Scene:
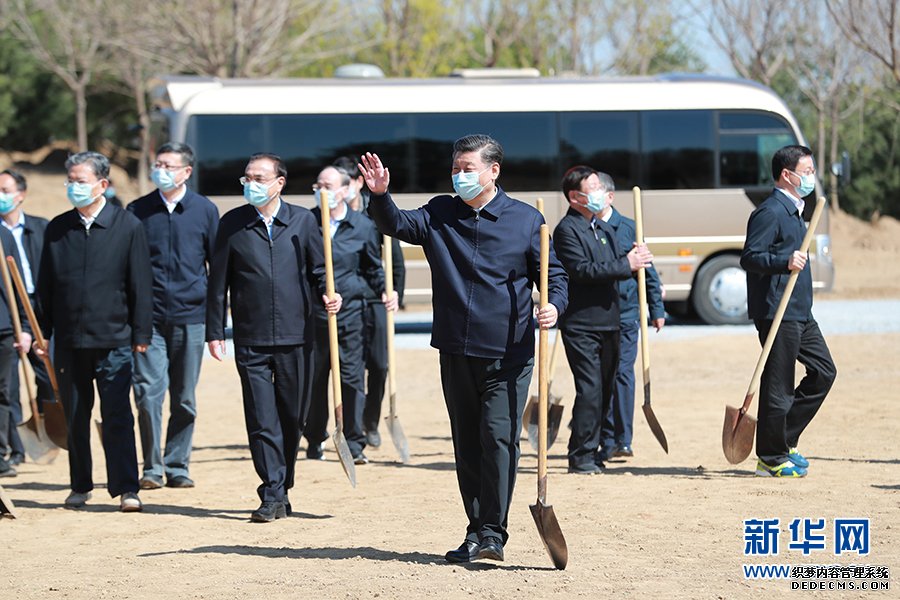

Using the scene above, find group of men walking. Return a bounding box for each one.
[0,137,834,564]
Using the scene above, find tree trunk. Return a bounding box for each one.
[135,75,152,196]
[75,83,88,152]
[828,98,841,212]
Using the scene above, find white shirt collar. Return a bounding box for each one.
[1,211,25,231]
[776,186,805,215]
[79,198,107,228]
[159,186,187,213]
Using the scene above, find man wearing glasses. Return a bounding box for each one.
[127,142,219,490]
[741,145,836,478]
[206,153,341,522]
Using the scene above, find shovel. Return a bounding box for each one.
[0,244,60,464]
[529,223,568,570]
[723,196,826,464]
[525,332,563,451]
[320,191,357,487]
[382,234,410,463]
[633,187,668,453]
[6,256,68,451]
[0,484,17,519]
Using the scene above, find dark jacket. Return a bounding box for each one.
[0,227,30,336]
[310,205,384,322]
[606,208,665,323]
[553,208,631,331]
[741,188,813,321]
[127,188,219,325]
[361,215,406,306]
[206,200,327,346]
[37,203,153,348]
[20,213,48,289]
[369,188,568,360]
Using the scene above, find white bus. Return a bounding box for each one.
[151,71,834,324]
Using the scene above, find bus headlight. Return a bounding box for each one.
[816,234,832,263]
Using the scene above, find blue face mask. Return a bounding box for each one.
[791,171,816,197]
[315,188,341,210]
[584,190,608,213]
[0,192,16,215]
[151,167,180,192]
[452,168,489,201]
[67,182,100,208]
[243,180,275,207]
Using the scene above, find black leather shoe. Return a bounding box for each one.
[9,453,24,467]
[568,461,603,475]
[306,442,324,460]
[166,475,195,488]
[353,452,369,465]
[445,540,479,563]
[250,501,287,523]
[476,537,504,561]
[284,496,292,516]
[365,428,381,448]
[0,457,16,478]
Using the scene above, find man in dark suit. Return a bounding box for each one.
[0,169,51,468]
[206,153,341,523]
[553,166,653,475]
[128,142,219,490]
[303,165,393,465]
[35,151,153,512]
[360,135,568,563]
[741,145,836,478]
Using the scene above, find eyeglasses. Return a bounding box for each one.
[154,162,187,171]
[311,184,345,192]
[63,180,100,187]
[240,176,277,186]
[791,168,817,177]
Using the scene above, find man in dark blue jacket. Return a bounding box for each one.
[553,166,653,475]
[740,145,836,478]
[206,153,341,523]
[304,165,392,465]
[128,142,219,490]
[360,135,568,563]
[36,151,153,512]
[594,173,666,460]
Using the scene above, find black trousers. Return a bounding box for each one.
[55,346,139,497]
[0,333,17,458]
[304,306,367,456]
[439,352,533,546]
[7,344,54,459]
[234,344,312,503]
[362,301,388,430]
[562,327,619,467]
[755,318,836,465]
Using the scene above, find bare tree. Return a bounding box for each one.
[826,0,900,84]
[3,0,109,151]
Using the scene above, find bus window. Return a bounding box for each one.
[559,112,639,189]
[641,110,715,189]
[718,111,795,187]
[412,113,557,193]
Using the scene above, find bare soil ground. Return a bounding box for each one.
[1,160,898,599]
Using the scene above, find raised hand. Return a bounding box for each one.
[359,152,390,194]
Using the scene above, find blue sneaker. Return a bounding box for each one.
[755,459,807,478]
[788,447,809,468]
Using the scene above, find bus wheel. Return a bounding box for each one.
[692,255,749,325]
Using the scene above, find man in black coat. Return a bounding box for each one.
[0,169,50,469]
[740,145,836,478]
[206,153,341,523]
[360,135,568,563]
[35,152,153,512]
[552,166,653,475]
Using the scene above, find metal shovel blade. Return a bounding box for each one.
[42,401,68,450]
[723,404,756,464]
[0,485,17,519]
[17,418,60,465]
[529,500,568,570]
[385,412,410,464]
[526,393,562,451]
[642,402,669,454]
[547,402,564,449]
[332,429,357,488]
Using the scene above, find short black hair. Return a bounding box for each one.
[157,142,196,168]
[772,145,813,181]
[562,165,597,199]
[248,152,287,179]
[0,169,26,192]
[333,156,361,179]
[453,134,503,166]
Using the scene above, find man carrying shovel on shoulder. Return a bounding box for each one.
[740,145,836,478]
[359,134,568,563]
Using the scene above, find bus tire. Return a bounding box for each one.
[691,254,750,325]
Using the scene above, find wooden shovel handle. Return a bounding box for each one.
[537,224,550,496]
[742,197,827,411]
[320,192,342,420]
[633,187,651,378]
[0,246,39,422]
[383,235,396,408]
[6,256,60,401]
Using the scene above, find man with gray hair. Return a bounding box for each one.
[128,142,219,490]
[360,134,568,563]
[35,151,153,512]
